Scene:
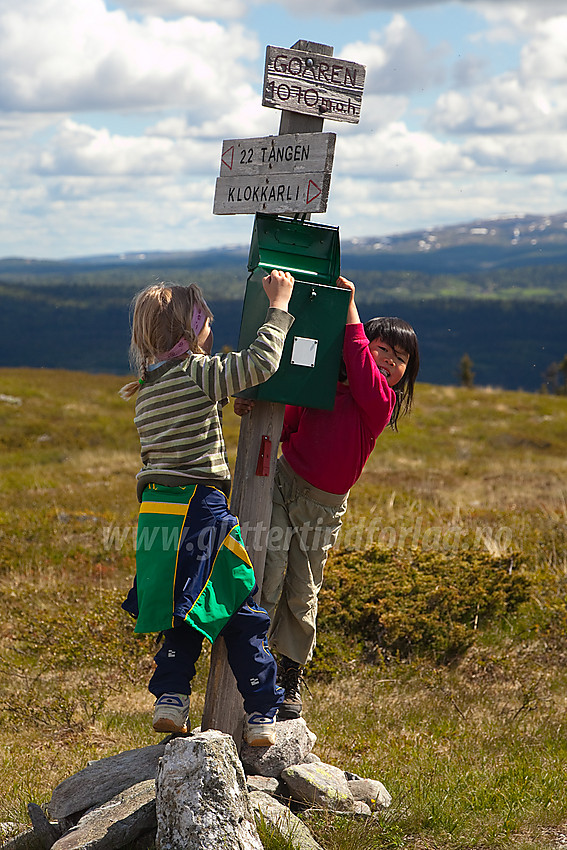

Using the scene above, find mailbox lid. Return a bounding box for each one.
[248,214,340,286]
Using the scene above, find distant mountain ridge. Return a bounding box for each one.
[347,210,567,253]
[2,210,567,278]
[343,210,567,275]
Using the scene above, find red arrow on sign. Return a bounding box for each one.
[221,146,235,170]
[306,179,322,204]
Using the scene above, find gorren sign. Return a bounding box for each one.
[263,45,366,124]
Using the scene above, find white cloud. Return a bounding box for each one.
[0,156,226,257]
[326,170,567,240]
[464,134,567,174]
[452,54,488,88]
[337,122,471,180]
[2,0,567,259]
[472,1,567,32]
[0,113,59,143]
[341,15,449,94]
[152,95,275,140]
[0,0,259,114]
[115,0,246,17]
[0,170,251,258]
[273,0,441,14]
[427,8,567,136]
[349,93,408,131]
[276,0,567,20]
[520,16,567,82]
[427,77,567,135]
[33,119,219,176]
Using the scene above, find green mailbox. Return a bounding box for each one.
[237,214,350,410]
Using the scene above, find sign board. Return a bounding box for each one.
[263,45,365,124]
[213,172,331,215]
[213,131,335,215]
[219,132,335,177]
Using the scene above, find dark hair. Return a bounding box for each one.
[339,316,420,431]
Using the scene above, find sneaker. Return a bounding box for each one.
[244,712,277,747]
[277,657,305,720]
[152,693,190,734]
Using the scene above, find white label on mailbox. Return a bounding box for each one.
[291,337,318,368]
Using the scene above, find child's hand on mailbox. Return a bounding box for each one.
[263,269,294,312]
[336,275,355,297]
[234,398,255,416]
[336,276,360,325]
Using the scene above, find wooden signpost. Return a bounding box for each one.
[213,171,332,216]
[263,45,365,124]
[218,133,336,176]
[213,132,336,216]
[202,40,365,744]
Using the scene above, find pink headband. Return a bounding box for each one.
[191,304,207,337]
[158,337,191,361]
[157,306,207,361]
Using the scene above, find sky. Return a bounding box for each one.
[1,0,567,259]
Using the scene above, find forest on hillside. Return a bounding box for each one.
[2,214,567,392]
[1,275,565,392]
[2,256,567,302]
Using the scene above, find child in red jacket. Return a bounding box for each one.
[235,276,419,719]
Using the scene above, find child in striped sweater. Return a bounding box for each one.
[120,271,294,745]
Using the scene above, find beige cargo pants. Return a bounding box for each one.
[260,455,348,666]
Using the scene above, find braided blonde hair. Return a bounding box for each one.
[119,282,213,400]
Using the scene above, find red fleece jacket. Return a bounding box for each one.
[281,322,396,495]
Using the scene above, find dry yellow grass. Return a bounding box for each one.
[1,369,566,848]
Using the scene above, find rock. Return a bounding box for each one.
[155,730,262,850]
[249,790,324,850]
[241,718,317,778]
[344,770,363,781]
[124,834,155,850]
[0,829,43,850]
[347,778,392,811]
[27,804,62,849]
[281,762,356,812]
[56,816,82,835]
[37,726,389,850]
[0,393,22,405]
[246,775,280,795]
[353,801,372,815]
[50,780,156,850]
[48,744,165,820]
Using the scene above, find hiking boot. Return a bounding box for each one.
[152,693,190,734]
[244,712,277,747]
[277,657,305,720]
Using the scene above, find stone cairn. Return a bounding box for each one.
[3,719,391,850]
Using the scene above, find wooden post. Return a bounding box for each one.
[201,40,334,743]
[200,400,284,741]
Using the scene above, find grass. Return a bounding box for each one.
[304,653,567,849]
[0,368,566,848]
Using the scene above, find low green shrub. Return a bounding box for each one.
[312,546,531,677]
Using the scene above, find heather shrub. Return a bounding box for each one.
[312,545,530,676]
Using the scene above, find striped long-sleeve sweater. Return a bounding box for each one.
[134,306,294,500]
